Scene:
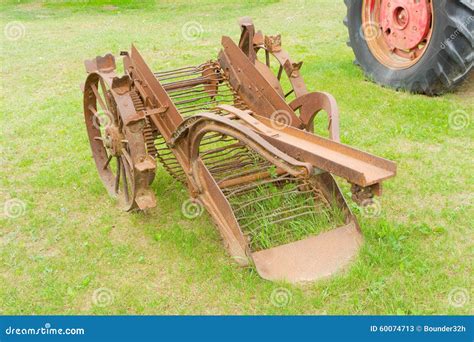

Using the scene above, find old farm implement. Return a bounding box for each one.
[82,18,396,283]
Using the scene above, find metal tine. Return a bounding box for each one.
[205,151,266,169]
[204,147,261,165]
[158,65,221,82]
[160,72,225,82]
[203,148,267,173]
[232,186,318,212]
[154,62,216,75]
[223,175,294,197]
[173,93,223,106]
[172,99,219,111]
[232,187,315,213]
[204,157,251,172]
[161,76,209,88]
[166,79,229,96]
[157,69,204,80]
[199,136,234,148]
[201,144,262,162]
[209,159,265,176]
[173,90,235,102]
[239,203,318,226]
[203,151,252,168]
[154,63,209,76]
[239,205,321,229]
[154,65,199,75]
[200,142,244,157]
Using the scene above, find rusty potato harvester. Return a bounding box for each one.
[82,18,396,283]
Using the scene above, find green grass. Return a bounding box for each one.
[1,0,473,315]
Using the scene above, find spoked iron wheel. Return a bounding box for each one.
[83,73,137,210]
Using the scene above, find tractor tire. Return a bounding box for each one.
[344,0,473,95]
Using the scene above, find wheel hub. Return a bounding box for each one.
[380,0,432,51]
[104,126,123,156]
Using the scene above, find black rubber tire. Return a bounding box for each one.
[344,0,473,95]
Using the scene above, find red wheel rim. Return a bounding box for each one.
[362,0,434,69]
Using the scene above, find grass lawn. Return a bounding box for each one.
[0,0,472,315]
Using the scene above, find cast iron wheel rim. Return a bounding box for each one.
[84,74,136,210]
[361,0,434,69]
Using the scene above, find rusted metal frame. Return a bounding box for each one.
[127,45,183,141]
[238,16,256,63]
[126,46,206,197]
[126,47,253,262]
[190,154,251,264]
[246,114,396,187]
[218,36,303,128]
[170,113,312,177]
[217,168,284,189]
[262,48,308,98]
[213,161,273,184]
[80,20,398,282]
[223,104,389,192]
[288,92,341,141]
[235,18,308,99]
[179,117,310,262]
[217,104,282,137]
